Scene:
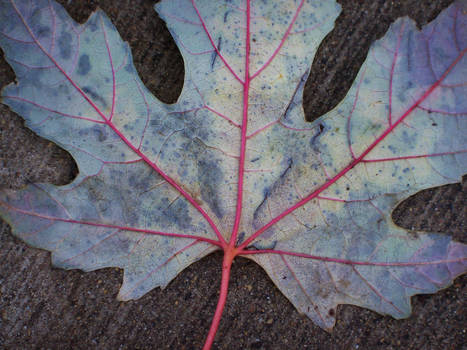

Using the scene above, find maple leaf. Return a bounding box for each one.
[0,0,466,348]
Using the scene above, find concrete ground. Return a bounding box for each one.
[0,0,465,349]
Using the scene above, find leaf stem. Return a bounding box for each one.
[202,249,235,350]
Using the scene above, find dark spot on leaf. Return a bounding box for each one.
[254,159,293,228]
[224,10,231,23]
[125,63,134,73]
[87,14,99,32]
[37,26,50,38]
[253,188,269,225]
[198,158,224,218]
[82,86,107,108]
[90,125,107,142]
[310,123,325,147]
[211,37,222,70]
[236,231,245,245]
[58,32,72,59]
[283,70,308,121]
[280,158,293,179]
[162,198,192,230]
[78,55,91,75]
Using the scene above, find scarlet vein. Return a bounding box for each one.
[239,249,466,266]
[0,201,222,247]
[229,0,251,245]
[8,0,226,246]
[239,41,467,250]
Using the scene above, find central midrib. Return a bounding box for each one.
[229,0,252,247]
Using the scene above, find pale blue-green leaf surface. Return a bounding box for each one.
[0,0,466,330]
[248,1,467,328]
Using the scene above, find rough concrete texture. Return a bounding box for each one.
[0,0,465,349]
